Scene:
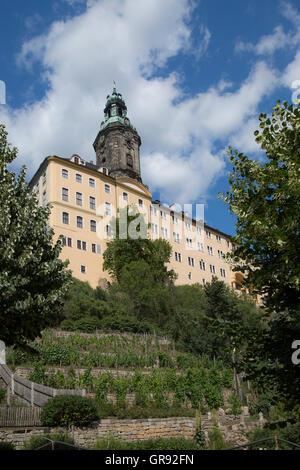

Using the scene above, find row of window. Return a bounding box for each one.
[174,252,226,277]
[61,236,101,254]
[62,168,98,189]
[61,186,144,209]
[62,212,98,231]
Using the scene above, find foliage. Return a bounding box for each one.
[0,387,5,403]
[208,426,227,450]
[0,441,15,451]
[0,124,72,347]
[103,206,176,284]
[23,433,75,451]
[194,408,207,449]
[228,392,242,416]
[221,100,300,314]
[40,395,98,427]
[247,422,300,450]
[241,310,300,410]
[94,435,200,450]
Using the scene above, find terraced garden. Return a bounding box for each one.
[6,329,236,416]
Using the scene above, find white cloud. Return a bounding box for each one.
[235,1,300,56]
[0,0,281,205]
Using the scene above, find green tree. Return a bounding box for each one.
[103,206,176,284]
[221,101,300,314]
[0,124,72,347]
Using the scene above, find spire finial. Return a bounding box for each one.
[113,80,117,94]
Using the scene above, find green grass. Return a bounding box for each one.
[94,435,201,450]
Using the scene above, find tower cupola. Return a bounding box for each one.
[93,84,142,182]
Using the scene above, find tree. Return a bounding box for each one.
[0,124,72,347]
[221,101,300,314]
[103,206,176,283]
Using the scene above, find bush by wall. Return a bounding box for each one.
[40,395,98,427]
[23,433,75,450]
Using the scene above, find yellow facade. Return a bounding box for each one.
[30,154,246,292]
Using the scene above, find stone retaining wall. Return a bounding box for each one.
[0,413,259,450]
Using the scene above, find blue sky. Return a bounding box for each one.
[1,0,300,236]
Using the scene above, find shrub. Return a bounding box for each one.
[228,392,242,416]
[208,427,227,450]
[40,395,98,427]
[100,314,153,334]
[0,441,15,451]
[0,387,6,403]
[94,436,200,450]
[23,433,75,450]
[247,423,300,450]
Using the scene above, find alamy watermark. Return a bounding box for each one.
[291,80,300,105]
[0,80,6,105]
[291,340,300,365]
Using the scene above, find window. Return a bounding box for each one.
[160,211,167,220]
[151,206,157,216]
[102,167,108,175]
[161,227,168,239]
[105,202,111,215]
[42,173,46,184]
[151,223,158,235]
[92,244,101,254]
[185,221,191,231]
[172,215,178,224]
[74,156,79,164]
[43,190,47,205]
[77,240,87,250]
[123,192,128,201]
[76,192,82,206]
[89,196,96,210]
[220,268,226,278]
[188,257,194,267]
[173,232,180,243]
[75,173,82,183]
[127,154,133,167]
[216,235,222,243]
[207,246,213,256]
[62,169,69,179]
[206,230,212,239]
[90,220,96,232]
[186,238,193,248]
[199,260,206,271]
[62,187,69,202]
[77,216,83,229]
[104,184,110,194]
[106,225,112,238]
[138,199,143,208]
[62,236,72,247]
[218,250,224,259]
[175,252,182,262]
[80,265,86,274]
[197,226,202,235]
[89,178,95,188]
[202,278,206,285]
[188,272,192,280]
[62,212,69,225]
[210,264,216,274]
[197,242,204,252]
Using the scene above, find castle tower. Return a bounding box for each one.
[93,85,142,182]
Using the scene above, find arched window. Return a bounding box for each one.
[127,154,133,168]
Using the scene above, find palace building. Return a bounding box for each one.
[29,86,246,293]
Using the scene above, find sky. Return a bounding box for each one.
[1,0,300,236]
